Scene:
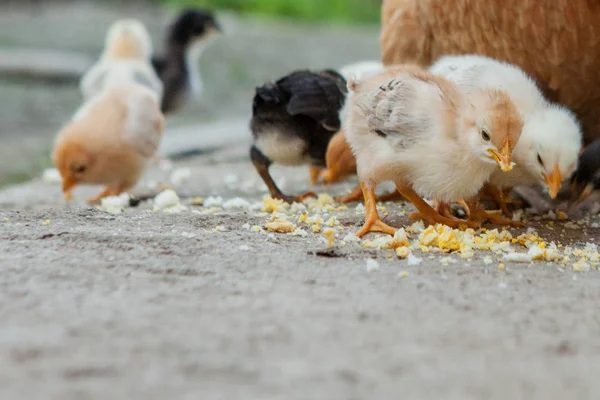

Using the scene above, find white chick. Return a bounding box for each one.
[345,65,523,237]
[430,55,582,212]
[53,83,164,203]
[81,19,163,101]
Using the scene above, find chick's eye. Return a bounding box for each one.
[537,154,544,166]
[75,165,86,173]
[481,129,490,141]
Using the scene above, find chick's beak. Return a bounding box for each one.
[61,176,78,200]
[488,142,513,172]
[543,164,562,199]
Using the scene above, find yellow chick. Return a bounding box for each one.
[53,83,164,203]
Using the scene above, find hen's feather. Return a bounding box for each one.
[381,0,600,142]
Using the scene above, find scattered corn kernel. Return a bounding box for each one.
[323,228,335,248]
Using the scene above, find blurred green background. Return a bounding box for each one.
[158,0,381,24]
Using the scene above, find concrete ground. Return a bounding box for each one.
[2,138,600,400]
[2,2,600,400]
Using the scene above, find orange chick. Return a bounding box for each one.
[380,0,600,144]
[320,129,357,185]
[53,83,164,203]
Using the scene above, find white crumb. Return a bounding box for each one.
[343,233,360,243]
[483,256,493,265]
[292,228,308,237]
[153,189,180,209]
[407,253,422,266]
[181,232,196,239]
[238,245,251,251]
[153,190,186,213]
[223,197,251,210]
[169,167,192,186]
[99,193,130,215]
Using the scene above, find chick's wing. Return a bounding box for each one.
[354,73,445,148]
[121,86,164,158]
[282,72,347,131]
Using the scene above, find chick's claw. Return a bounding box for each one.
[356,218,397,238]
[356,183,398,237]
[465,199,523,227]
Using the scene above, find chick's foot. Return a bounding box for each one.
[356,183,397,237]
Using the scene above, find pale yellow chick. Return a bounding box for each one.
[345,66,523,237]
[80,19,163,101]
[53,83,164,203]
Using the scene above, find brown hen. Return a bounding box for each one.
[381,0,600,142]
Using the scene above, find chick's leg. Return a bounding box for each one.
[376,191,405,202]
[335,185,406,204]
[436,200,471,220]
[482,184,512,217]
[466,198,523,227]
[251,146,315,203]
[309,166,323,185]
[396,184,479,229]
[356,183,397,238]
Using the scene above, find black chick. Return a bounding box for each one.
[152,9,221,114]
[571,139,600,201]
[250,69,348,203]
